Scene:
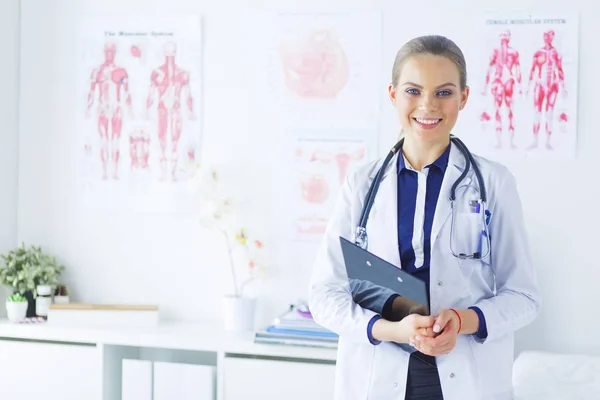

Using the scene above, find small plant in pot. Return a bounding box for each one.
[0,243,64,318]
[6,293,28,322]
[53,284,69,304]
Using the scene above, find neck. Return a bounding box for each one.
[402,135,450,171]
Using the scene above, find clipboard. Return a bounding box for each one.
[339,236,429,316]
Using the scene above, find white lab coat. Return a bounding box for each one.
[308,142,541,400]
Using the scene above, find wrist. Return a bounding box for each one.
[372,318,404,343]
[454,309,479,335]
[449,308,462,334]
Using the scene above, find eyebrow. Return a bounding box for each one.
[401,82,457,89]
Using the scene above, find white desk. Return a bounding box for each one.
[0,319,337,399]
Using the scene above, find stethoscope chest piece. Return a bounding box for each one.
[355,226,368,249]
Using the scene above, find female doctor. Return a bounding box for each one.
[308,35,541,400]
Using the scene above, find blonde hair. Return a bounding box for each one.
[391,35,467,90]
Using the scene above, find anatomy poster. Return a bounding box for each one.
[75,16,202,213]
[466,13,578,160]
[290,137,368,241]
[249,11,382,130]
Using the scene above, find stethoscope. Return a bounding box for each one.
[354,135,491,261]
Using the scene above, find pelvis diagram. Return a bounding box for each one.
[296,142,366,205]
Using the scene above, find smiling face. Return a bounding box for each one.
[388,53,469,146]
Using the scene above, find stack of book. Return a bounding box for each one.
[254,304,338,349]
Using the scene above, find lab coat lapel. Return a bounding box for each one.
[367,154,401,269]
[431,142,470,251]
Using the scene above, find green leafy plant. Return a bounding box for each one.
[0,243,65,297]
[7,293,27,302]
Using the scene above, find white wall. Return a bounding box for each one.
[0,0,20,312]
[17,0,600,356]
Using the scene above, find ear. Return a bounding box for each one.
[460,85,470,109]
[388,82,397,103]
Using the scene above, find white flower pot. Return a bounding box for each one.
[221,295,256,332]
[6,301,28,322]
[36,285,53,317]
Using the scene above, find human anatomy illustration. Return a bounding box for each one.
[473,14,578,160]
[75,16,203,213]
[481,30,522,149]
[129,128,150,171]
[253,11,382,130]
[145,41,196,181]
[85,42,134,180]
[279,29,349,99]
[293,139,366,237]
[525,30,568,150]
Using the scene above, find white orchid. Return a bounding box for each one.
[190,165,235,228]
[232,228,268,296]
[192,164,267,297]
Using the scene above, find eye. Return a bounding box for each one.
[437,90,452,96]
[405,88,420,95]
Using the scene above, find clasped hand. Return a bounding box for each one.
[401,309,460,357]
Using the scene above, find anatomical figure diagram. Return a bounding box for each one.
[129,128,150,171]
[279,30,350,99]
[481,30,523,149]
[526,30,567,150]
[146,41,196,182]
[85,42,134,180]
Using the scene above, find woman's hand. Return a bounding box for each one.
[372,314,436,344]
[409,309,460,356]
[399,314,437,342]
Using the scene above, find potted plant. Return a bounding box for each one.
[6,293,28,322]
[53,284,70,304]
[191,165,269,331]
[221,227,268,332]
[0,243,65,317]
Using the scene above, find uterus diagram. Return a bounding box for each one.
[278,29,350,99]
[296,143,366,205]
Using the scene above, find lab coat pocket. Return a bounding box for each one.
[336,338,375,399]
[469,335,514,397]
[451,211,485,259]
[367,343,407,399]
[466,336,483,394]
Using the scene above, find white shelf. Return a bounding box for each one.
[0,318,337,362]
[0,318,338,399]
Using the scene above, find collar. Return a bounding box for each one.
[397,143,451,174]
[368,140,467,180]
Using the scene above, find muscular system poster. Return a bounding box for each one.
[467,13,578,160]
[75,16,202,213]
